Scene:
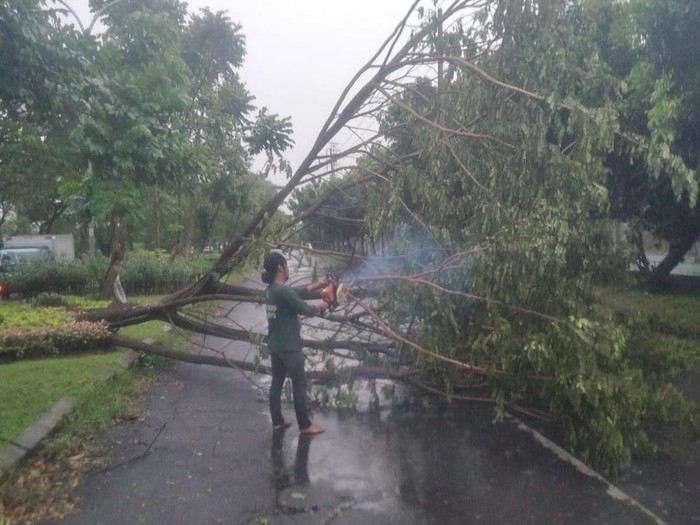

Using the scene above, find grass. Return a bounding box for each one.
[0,352,127,446]
[0,260,256,523]
[0,359,158,524]
[597,284,700,338]
[0,292,213,523]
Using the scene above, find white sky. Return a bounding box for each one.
[64,1,421,182]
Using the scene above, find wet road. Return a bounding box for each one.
[39,268,696,525]
[40,359,664,525]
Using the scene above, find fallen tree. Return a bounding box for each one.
[11,0,699,476]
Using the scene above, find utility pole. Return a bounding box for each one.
[88,218,96,258]
[328,142,338,174]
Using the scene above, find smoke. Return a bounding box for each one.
[338,224,475,292]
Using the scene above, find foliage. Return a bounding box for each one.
[245,108,295,162]
[4,256,108,297]
[0,0,86,233]
[0,301,74,328]
[600,0,700,285]
[0,321,112,361]
[351,0,698,476]
[0,0,296,293]
[118,251,211,295]
[289,172,370,251]
[30,293,70,308]
[2,251,210,297]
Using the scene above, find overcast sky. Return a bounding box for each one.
[65,1,420,181]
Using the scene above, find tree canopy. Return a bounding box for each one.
[600,0,700,286]
[1,0,294,279]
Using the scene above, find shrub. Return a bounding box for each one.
[31,292,69,308]
[6,256,109,297]
[119,251,211,295]
[5,252,210,297]
[0,321,112,361]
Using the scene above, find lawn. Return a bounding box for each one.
[0,297,185,449]
[0,352,128,446]
[597,284,700,338]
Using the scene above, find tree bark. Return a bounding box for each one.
[644,209,700,288]
[100,214,125,300]
[153,186,161,251]
[185,194,196,255]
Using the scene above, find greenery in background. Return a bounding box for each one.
[117,250,212,295]
[289,173,370,251]
[597,286,700,339]
[601,0,700,287]
[0,0,291,296]
[3,251,213,297]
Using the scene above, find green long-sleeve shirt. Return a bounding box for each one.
[265,282,316,353]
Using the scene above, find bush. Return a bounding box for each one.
[0,321,112,361]
[5,251,211,297]
[6,256,109,297]
[119,251,211,295]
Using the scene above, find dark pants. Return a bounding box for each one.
[269,350,312,430]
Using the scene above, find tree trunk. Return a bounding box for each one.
[201,201,222,252]
[169,194,184,262]
[100,214,125,299]
[153,186,161,251]
[185,195,196,255]
[644,213,700,288]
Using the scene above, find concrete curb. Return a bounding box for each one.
[509,414,668,525]
[0,350,139,480]
[0,396,76,478]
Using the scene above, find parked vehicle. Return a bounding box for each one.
[2,234,74,261]
[0,247,50,299]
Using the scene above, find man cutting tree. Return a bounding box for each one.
[261,251,336,435]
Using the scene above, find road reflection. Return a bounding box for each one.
[271,432,312,491]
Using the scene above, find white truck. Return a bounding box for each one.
[2,234,75,261]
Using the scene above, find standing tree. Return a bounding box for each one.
[600,0,700,286]
[67,1,294,296]
[0,1,86,234]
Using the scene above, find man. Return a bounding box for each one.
[262,251,333,434]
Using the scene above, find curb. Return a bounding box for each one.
[509,414,668,525]
[0,350,139,480]
[0,396,76,478]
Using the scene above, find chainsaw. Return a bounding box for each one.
[320,273,350,312]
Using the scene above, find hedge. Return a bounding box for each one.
[0,321,112,361]
[3,251,212,297]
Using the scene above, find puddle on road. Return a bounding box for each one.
[264,395,656,524]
